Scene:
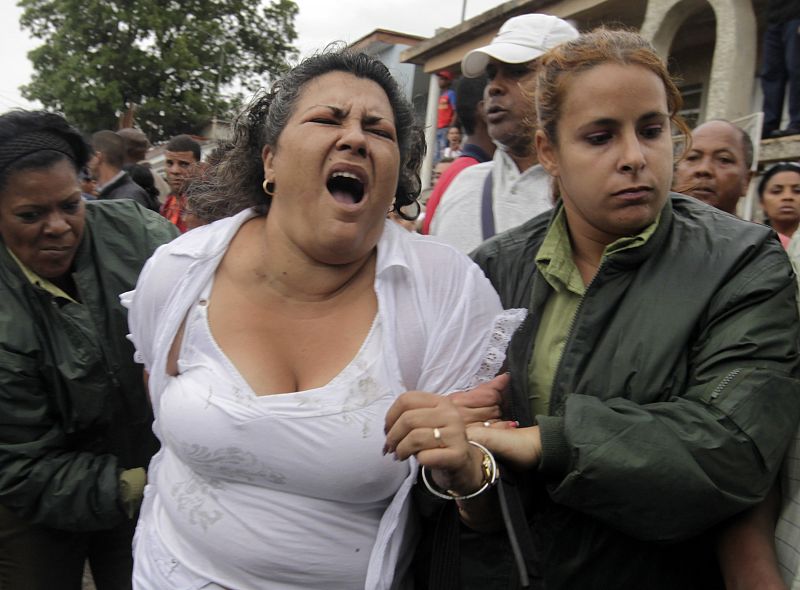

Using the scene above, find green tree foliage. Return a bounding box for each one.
[18,0,298,139]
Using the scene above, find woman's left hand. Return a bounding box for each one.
[467,422,542,471]
[384,392,484,496]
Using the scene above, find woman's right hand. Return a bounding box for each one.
[384,391,485,497]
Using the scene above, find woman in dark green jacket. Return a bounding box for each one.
[0,111,178,589]
[461,30,800,589]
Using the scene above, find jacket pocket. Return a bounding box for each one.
[700,366,799,470]
[704,367,752,403]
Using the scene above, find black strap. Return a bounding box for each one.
[423,470,539,589]
[426,503,461,590]
[497,475,538,587]
[480,170,495,241]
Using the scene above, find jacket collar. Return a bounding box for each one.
[97,170,127,194]
[605,195,674,271]
[529,194,676,271]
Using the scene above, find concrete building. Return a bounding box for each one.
[402,0,799,209]
[349,29,430,126]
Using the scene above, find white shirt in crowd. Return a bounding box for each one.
[430,148,554,253]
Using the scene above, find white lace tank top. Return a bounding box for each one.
[138,281,410,589]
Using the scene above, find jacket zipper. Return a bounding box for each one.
[710,368,742,400]
[547,260,605,414]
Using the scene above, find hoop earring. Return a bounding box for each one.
[262,179,275,197]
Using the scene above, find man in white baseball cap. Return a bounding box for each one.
[430,14,579,253]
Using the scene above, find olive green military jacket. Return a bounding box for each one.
[469,194,800,589]
[0,200,178,531]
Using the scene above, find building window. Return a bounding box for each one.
[678,83,703,129]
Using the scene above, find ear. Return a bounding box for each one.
[262,145,275,182]
[535,129,559,177]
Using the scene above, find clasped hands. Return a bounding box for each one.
[383,373,542,497]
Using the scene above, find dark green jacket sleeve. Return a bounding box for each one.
[0,201,177,531]
[0,347,127,530]
[538,246,800,542]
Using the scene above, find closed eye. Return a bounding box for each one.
[507,65,531,79]
[586,132,612,146]
[368,128,395,140]
[62,201,81,213]
[640,125,663,139]
[16,211,40,223]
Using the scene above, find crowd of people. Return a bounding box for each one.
[0,12,799,590]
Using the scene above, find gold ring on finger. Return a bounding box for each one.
[433,427,444,447]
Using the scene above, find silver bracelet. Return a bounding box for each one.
[420,440,499,501]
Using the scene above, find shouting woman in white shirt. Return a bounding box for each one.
[123,49,524,590]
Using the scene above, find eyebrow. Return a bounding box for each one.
[581,111,668,129]
[363,114,390,126]
[324,105,348,118]
[12,190,82,208]
[304,104,391,125]
[299,104,349,118]
[687,147,737,157]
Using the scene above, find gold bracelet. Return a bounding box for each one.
[420,440,499,501]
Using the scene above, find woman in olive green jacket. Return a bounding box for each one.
[0,111,178,589]
[458,30,800,589]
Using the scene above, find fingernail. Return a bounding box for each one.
[382,444,389,456]
[510,420,519,428]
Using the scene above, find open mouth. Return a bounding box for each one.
[327,172,365,205]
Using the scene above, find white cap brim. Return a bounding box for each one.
[461,42,546,78]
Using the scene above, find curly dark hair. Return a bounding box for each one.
[0,110,90,192]
[188,48,426,223]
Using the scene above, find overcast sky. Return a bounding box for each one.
[0,0,506,112]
